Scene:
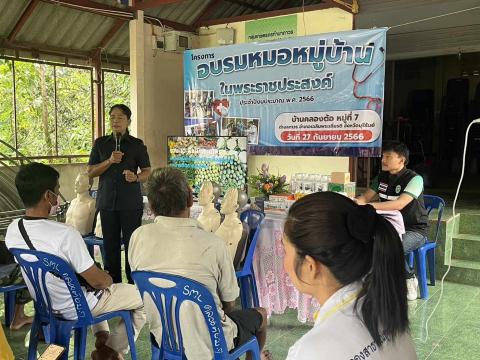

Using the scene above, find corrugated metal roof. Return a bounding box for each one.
[18,2,112,49]
[145,0,323,25]
[0,1,29,37]
[105,22,129,57]
[0,0,328,64]
[0,0,129,60]
[388,24,480,60]
[356,0,480,34]
[356,0,480,59]
[145,0,208,26]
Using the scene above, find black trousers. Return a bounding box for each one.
[99,209,142,284]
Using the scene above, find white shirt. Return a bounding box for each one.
[287,282,417,360]
[5,218,97,320]
[129,216,240,360]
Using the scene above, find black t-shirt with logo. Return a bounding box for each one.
[370,168,429,236]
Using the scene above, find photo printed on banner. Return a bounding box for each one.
[221,117,260,145]
[184,90,214,119]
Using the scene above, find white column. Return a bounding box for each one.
[129,10,145,140]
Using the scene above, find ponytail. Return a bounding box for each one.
[358,215,409,346]
[284,192,409,348]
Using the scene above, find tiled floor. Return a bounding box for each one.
[1,280,479,359]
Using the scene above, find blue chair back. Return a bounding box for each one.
[131,271,229,359]
[423,195,446,243]
[240,210,265,243]
[9,248,94,325]
[239,210,265,269]
[89,190,98,199]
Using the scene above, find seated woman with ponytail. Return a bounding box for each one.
[284,192,417,360]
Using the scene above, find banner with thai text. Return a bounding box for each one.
[183,28,387,157]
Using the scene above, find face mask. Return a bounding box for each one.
[47,191,59,216]
[49,201,59,216]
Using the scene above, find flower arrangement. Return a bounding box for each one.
[248,164,289,197]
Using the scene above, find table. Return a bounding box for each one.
[253,213,320,323]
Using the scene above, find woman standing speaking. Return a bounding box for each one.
[88,104,151,283]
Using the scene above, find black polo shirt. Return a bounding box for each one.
[88,132,150,211]
[370,168,429,236]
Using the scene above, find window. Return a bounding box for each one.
[103,70,130,135]
[0,59,15,157]
[14,61,56,158]
[56,66,93,156]
[0,58,129,163]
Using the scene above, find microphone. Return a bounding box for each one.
[114,132,121,151]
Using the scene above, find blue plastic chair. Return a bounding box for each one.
[9,248,138,360]
[406,195,445,299]
[83,234,106,264]
[0,283,28,327]
[237,210,265,309]
[131,271,260,360]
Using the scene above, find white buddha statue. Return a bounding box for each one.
[65,173,96,236]
[197,181,221,232]
[215,188,243,261]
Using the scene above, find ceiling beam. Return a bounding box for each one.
[224,0,269,12]
[144,15,195,32]
[192,0,223,28]
[134,0,185,10]
[326,0,359,14]
[6,0,40,44]
[40,0,194,32]
[1,40,129,65]
[40,0,133,19]
[97,19,126,50]
[41,0,135,14]
[198,2,355,27]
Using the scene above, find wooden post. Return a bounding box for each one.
[92,49,104,139]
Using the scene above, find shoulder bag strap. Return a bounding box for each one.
[18,219,36,251]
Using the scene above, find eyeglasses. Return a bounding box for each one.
[47,189,57,197]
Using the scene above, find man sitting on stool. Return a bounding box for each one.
[5,163,146,360]
[129,168,270,360]
[356,141,429,300]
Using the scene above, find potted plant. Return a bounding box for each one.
[248,164,289,200]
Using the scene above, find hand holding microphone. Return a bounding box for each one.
[109,132,124,164]
[109,151,124,164]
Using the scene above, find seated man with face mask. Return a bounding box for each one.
[5,163,146,360]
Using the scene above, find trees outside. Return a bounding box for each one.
[0,59,16,158]
[15,61,56,158]
[0,59,130,163]
[56,66,93,156]
[104,70,130,135]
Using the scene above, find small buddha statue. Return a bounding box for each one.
[65,173,96,236]
[215,188,243,261]
[197,181,221,232]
